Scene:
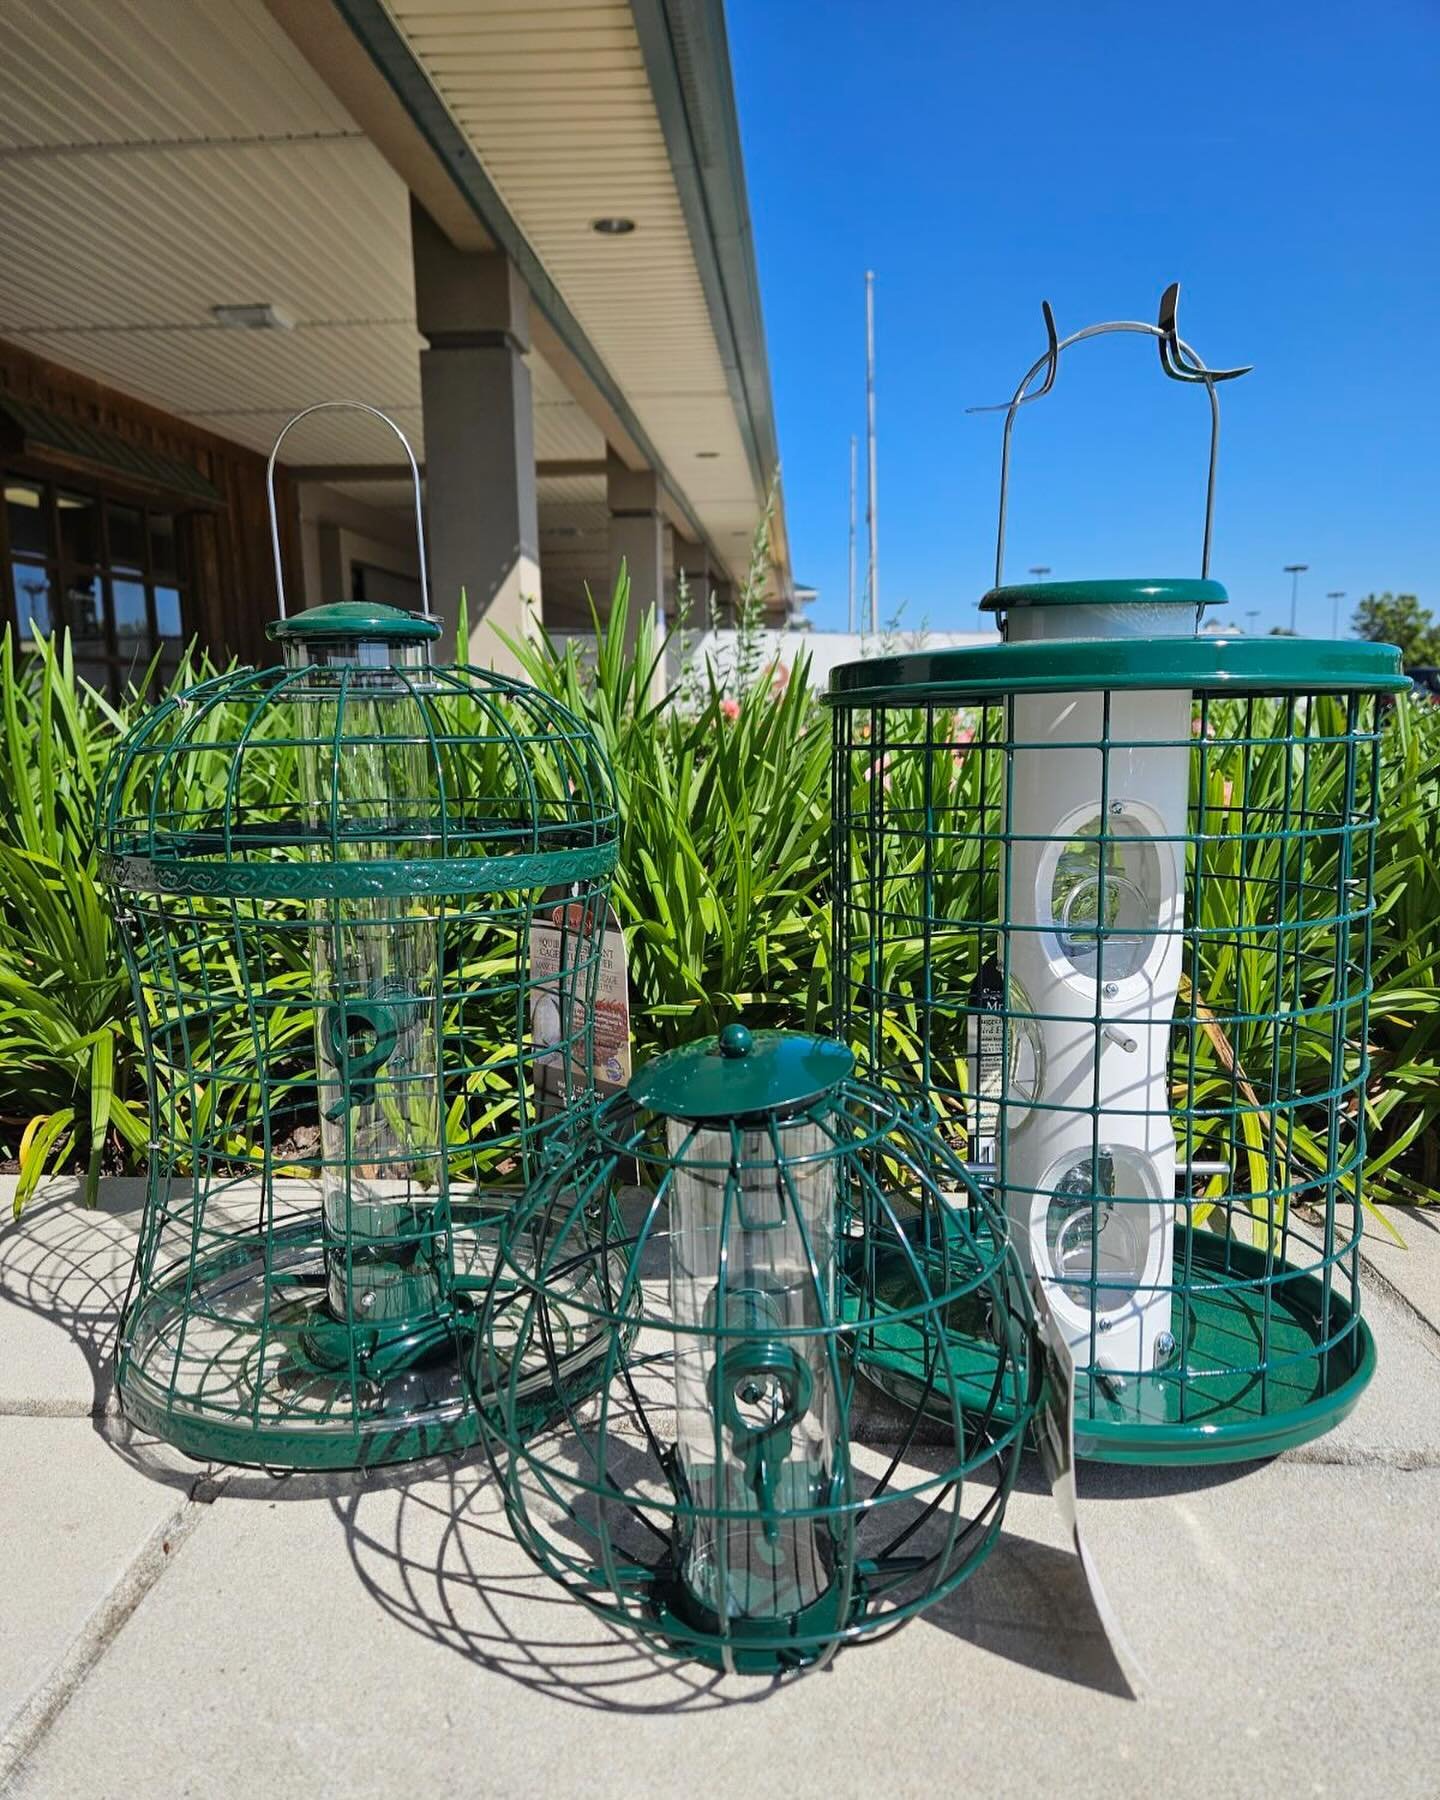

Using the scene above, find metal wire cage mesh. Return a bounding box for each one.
[828,622,1406,1463]
[476,1026,1035,1675]
[98,603,620,1469]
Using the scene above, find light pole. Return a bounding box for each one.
[1328,590,1346,638]
[1246,608,1261,634]
[1284,563,1309,634]
[865,271,878,636]
[1028,565,1052,580]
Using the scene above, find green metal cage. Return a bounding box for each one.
[828,608,1405,1463]
[98,587,620,1470]
[476,1025,1036,1676]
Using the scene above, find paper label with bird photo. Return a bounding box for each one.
[528,899,631,1115]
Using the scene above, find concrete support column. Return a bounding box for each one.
[607,451,669,655]
[673,542,715,628]
[411,200,539,672]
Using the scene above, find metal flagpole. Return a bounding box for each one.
[865,271,879,635]
[847,434,857,633]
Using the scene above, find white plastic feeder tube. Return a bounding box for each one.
[999,622,1191,1376]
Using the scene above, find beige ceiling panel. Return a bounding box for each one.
[0,146,413,331]
[536,477,606,507]
[0,0,779,588]
[383,0,767,581]
[0,0,356,147]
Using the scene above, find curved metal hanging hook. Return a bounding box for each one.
[1156,281,1252,385]
[967,283,1253,587]
[266,402,431,623]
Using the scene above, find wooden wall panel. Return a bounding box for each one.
[0,337,299,665]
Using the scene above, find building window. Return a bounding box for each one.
[2,473,191,696]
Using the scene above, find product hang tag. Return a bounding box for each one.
[529,897,632,1120]
[967,958,1006,1168]
[1028,1268,1148,1699]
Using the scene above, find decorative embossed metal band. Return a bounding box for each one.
[100,840,618,900]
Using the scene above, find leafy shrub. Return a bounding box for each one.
[1,580,1438,1219]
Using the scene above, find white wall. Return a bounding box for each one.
[295,483,422,613]
[671,627,1001,693]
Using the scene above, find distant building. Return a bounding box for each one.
[673,626,1002,695]
[788,584,818,630]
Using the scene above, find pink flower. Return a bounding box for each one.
[720,697,741,721]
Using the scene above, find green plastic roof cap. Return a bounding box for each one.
[825,633,1407,705]
[980,577,1228,613]
[268,601,442,645]
[628,1025,856,1123]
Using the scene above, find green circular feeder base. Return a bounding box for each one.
[649,1573,861,1675]
[119,1207,618,1471]
[853,1225,1375,1467]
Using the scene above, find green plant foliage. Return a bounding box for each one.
[0,632,151,1212]
[1353,592,1440,668]
[1,563,1439,1221]
[501,562,833,1050]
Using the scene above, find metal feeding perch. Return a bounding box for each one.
[98,405,620,1469]
[828,288,1405,1462]
[477,1025,1035,1673]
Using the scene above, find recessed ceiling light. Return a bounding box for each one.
[695,451,720,459]
[212,302,295,331]
[591,217,636,236]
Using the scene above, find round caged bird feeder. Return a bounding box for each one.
[828,289,1406,1463]
[477,1025,1035,1675]
[99,405,620,1470]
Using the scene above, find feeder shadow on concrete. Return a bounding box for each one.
[0,1177,144,1427]
[333,1449,778,1714]
[915,1530,1135,1698]
[331,1423,1141,1710]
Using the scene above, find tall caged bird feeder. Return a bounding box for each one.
[99,405,620,1470]
[476,1025,1036,1674]
[829,288,1406,1463]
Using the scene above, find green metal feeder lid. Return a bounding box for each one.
[628,1025,854,1123]
[980,577,1229,613]
[824,633,1408,704]
[268,601,442,645]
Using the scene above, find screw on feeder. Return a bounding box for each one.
[98,403,622,1472]
[476,1028,1037,1673]
[829,288,1404,1464]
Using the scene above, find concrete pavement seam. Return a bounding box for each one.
[1280,1445,1440,1470]
[0,1471,226,1796]
[1356,1249,1440,1355]
[0,1400,118,1420]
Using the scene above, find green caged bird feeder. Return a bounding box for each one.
[476,1025,1036,1675]
[99,404,620,1470]
[828,288,1405,1464]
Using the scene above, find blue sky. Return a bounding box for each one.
[727,0,1439,637]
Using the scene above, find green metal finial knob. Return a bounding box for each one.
[719,1022,753,1059]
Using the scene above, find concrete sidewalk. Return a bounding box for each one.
[1,1177,1437,1799]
